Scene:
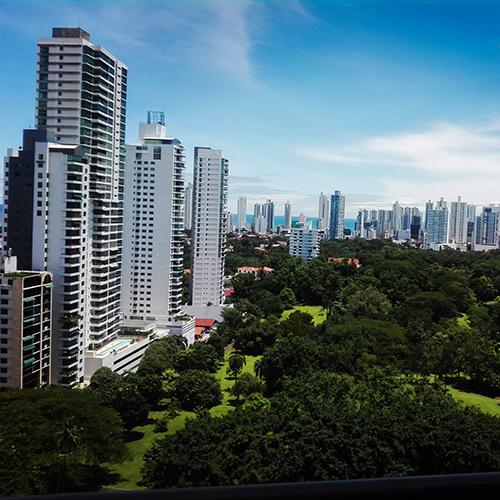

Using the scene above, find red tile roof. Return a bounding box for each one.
[195,318,216,328]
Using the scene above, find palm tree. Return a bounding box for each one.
[228,352,246,380]
[55,417,81,492]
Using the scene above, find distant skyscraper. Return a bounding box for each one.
[284,201,292,231]
[424,200,433,230]
[298,212,307,225]
[289,226,322,261]
[184,182,193,231]
[263,199,275,233]
[475,205,500,247]
[356,209,366,238]
[318,192,329,232]
[253,203,262,233]
[330,190,345,239]
[36,28,128,368]
[191,147,228,306]
[377,209,391,238]
[410,215,421,240]
[122,115,185,322]
[254,215,267,235]
[226,212,233,233]
[391,201,403,236]
[237,197,247,230]
[425,201,449,248]
[402,206,412,230]
[449,196,468,245]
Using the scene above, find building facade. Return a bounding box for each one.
[318,192,329,232]
[0,255,53,389]
[289,226,322,261]
[184,182,193,231]
[36,27,127,357]
[191,147,228,306]
[237,196,247,231]
[330,190,345,239]
[284,201,292,231]
[122,114,185,323]
[263,199,275,233]
[425,200,449,248]
[4,130,91,386]
[449,196,469,245]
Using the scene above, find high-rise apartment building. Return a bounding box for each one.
[289,226,322,261]
[424,200,433,230]
[391,201,403,236]
[318,192,329,232]
[330,190,345,239]
[0,254,53,389]
[425,200,449,248]
[191,147,228,306]
[4,129,91,386]
[475,205,500,247]
[449,196,468,245]
[237,196,247,230]
[184,182,193,231]
[122,114,185,322]
[284,201,292,231]
[263,199,275,233]
[36,28,127,356]
[356,209,366,238]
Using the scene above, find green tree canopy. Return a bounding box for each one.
[0,388,126,496]
[173,370,222,411]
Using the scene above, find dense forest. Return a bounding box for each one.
[142,238,500,487]
[1,238,500,494]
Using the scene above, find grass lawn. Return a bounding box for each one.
[447,386,500,417]
[107,353,260,490]
[281,305,327,325]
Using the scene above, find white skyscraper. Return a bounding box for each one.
[449,196,468,245]
[237,196,247,230]
[184,182,193,231]
[122,114,185,322]
[284,201,292,231]
[191,147,228,306]
[356,209,366,238]
[36,28,127,357]
[4,130,91,386]
[391,201,403,236]
[318,192,330,232]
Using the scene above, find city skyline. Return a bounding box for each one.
[3,1,500,216]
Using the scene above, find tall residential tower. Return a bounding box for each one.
[330,190,345,239]
[122,113,185,322]
[36,28,127,357]
[191,147,228,306]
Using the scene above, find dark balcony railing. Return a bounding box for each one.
[14,472,500,500]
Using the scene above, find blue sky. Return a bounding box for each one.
[2,0,500,216]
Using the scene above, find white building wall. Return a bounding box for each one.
[31,142,91,385]
[191,147,228,306]
[122,121,185,322]
[37,29,128,358]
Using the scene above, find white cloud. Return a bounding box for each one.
[295,119,500,208]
